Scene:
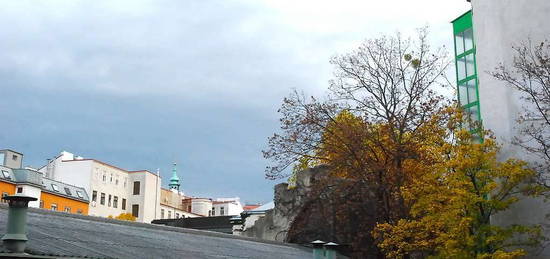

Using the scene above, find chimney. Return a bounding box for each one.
[2,194,37,253]
[311,240,326,259]
[323,242,339,259]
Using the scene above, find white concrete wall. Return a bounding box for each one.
[89,162,130,218]
[54,160,93,195]
[213,202,243,216]
[128,171,161,223]
[191,199,212,216]
[159,204,199,219]
[16,184,41,208]
[471,0,550,257]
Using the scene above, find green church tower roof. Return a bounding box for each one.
[169,162,180,191]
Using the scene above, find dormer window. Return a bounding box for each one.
[64,187,72,196]
[51,184,59,192]
[1,170,10,179]
[76,190,84,198]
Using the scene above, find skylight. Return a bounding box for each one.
[1,170,10,179]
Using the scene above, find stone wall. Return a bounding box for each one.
[240,165,330,241]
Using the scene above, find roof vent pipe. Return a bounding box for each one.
[311,240,326,259]
[2,194,37,253]
[323,242,339,259]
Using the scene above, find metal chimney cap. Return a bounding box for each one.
[3,194,37,202]
[324,242,339,246]
[311,240,326,244]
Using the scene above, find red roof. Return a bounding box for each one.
[243,205,261,211]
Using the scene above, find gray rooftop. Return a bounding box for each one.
[41,177,89,202]
[0,205,311,258]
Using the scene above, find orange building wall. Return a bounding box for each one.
[41,192,89,215]
[0,181,16,200]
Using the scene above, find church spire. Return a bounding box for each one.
[169,162,180,191]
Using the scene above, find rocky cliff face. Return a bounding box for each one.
[240,165,330,241]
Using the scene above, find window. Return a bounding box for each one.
[161,209,165,219]
[108,195,112,207]
[463,29,474,52]
[455,32,464,55]
[39,200,44,208]
[454,28,474,56]
[113,196,118,208]
[453,11,482,134]
[115,177,119,185]
[102,174,106,182]
[76,190,84,198]
[133,181,140,195]
[100,193,105,205]
[1,170,10,179]
[211,207,215,216]
[64,187,72,196]
[92,191,97,202]
[122,198,126,210]
[51,203,57,211]
[465,53,475,78]
[110,173,113,183]
[124,178,127,188]
[168,211,171,219]
[208,210,211,217]
[2,192,8,203]
[51,184,59,192]
[12,154,17,161]
[220,207,224,216]
[132,204,139,218]
[17,187,22,193]
[176,213,179,219]
[77,209,83,214]
[188,205,191,212]
[64,206,71,213]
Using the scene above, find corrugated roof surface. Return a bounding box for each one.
[0,206,311,258]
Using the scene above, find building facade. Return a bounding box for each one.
[39,151,161,223]
[182,198,213,217]
[0,149,24,169]
[0,152,89,215]
[159,188,201,219]
[212,198,243,217]
[453,1,550,257]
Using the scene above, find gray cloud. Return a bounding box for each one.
[0,0,470,202]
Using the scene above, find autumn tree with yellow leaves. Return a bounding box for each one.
[108,213,137,222]
[264,29,452,257]
[373,110,545,259]
[264,29,546,258]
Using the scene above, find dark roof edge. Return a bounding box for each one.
[0,204,309,251]
[0,149,23,155]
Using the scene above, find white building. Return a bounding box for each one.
[39,151,161,223]
[182,198,213,217]
[212,198,243,216]
[453,1,550,257]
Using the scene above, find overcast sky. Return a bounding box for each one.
[0,0,471,203]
